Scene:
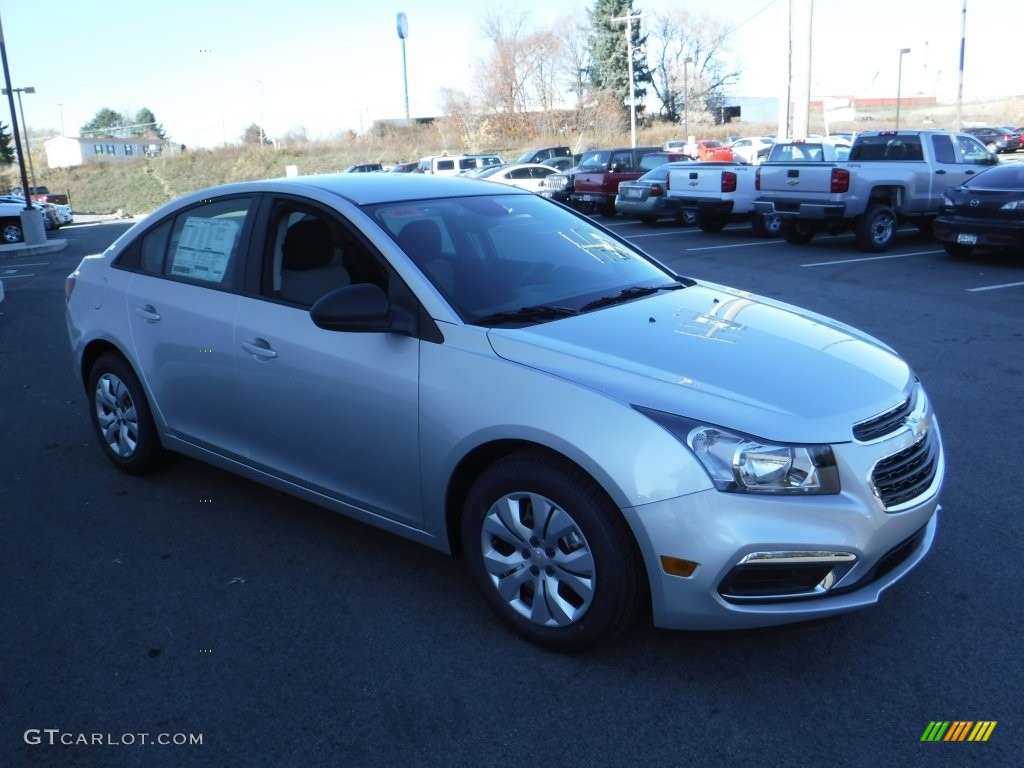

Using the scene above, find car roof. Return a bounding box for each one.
[153,173,535,212]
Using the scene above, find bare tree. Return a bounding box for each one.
[646,9,741,124]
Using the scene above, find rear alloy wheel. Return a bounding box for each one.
[751,212,781,238]
[943,241,973,258]
[698,214,728,233]
[781,220,816,245]
[855,204,897,252]
[1,219,24,244]
[461,451,641,652]
[87,353,167,475]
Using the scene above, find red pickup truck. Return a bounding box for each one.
[10,186,69,206]
[571,148,688,217]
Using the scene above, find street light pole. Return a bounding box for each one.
[683,56,693,150]
[895,47,910,130]
[2,85,36,189]
[611,12,643,149]
[397,12,410,122]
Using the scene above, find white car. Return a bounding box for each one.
[730,136,775,165]
[474,163,558,193]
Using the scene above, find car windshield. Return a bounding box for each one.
[368,193,679,326]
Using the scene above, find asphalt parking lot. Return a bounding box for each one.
[1,216,1019,767]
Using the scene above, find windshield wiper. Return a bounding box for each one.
[473,305,579,327]
[579,283,685,313]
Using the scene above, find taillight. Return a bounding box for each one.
[755,167,761,191]
[722,172,737,193]
[65,272,77,303]
[830,168,850,193]
[649,184,664,197]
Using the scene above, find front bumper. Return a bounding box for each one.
[625,490,939,630]
[623,403,944,630]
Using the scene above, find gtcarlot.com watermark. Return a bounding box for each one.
[24,728,203,747]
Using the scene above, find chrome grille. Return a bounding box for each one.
[871,433,939,509]
[854,396,913,442]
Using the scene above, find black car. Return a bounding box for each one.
[934,163,1024,257]
[963,127,1021,154]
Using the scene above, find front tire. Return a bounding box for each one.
[855,204,897,252]
[87,353,167,475]
[943,241,973,258]
[698,214,728,233]
[781,220,816,245]
[751,212,781,238]
[1,218,24,243]
[461,451,641,652]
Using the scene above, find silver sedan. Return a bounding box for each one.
[614,162,696,225]
[66,174,944,651]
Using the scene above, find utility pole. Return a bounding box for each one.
[0,11,45,244]
[956,0,966,131]
[611,11,643,149]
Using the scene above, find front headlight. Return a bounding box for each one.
[635,407,840,495]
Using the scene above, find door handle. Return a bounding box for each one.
[242,339,278,359]
[134,304,161,322]
[935,169,947,174]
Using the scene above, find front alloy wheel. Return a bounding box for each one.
[1,220,24,243]
[462,451,641,652]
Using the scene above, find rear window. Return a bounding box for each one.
[965,164,1024,188]
[850,135,923,161]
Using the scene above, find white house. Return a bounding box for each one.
[44,135,175,169]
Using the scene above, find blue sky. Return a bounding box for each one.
[0,0,1010,148]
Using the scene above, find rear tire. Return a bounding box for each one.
[87,353,167,475]
[461,450,641,652]
[855,204,897,252]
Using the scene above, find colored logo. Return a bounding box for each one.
[920,721,996,742]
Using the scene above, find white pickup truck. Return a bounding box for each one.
[664,139,850,237]
[752,129,998,251]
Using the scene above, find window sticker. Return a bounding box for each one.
[169,217,239,282]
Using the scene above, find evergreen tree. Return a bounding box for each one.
[80,108,130,138]
[132,107,167,139]
[0,122,14,165]
[588,0,652,117]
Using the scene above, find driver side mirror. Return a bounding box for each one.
[310,283,415,335]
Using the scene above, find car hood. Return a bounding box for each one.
[486,284,913,444]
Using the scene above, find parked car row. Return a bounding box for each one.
[0,195,74,243]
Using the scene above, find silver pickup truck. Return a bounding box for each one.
[753,130,998,251]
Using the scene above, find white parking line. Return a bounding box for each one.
[1,262,49,269]
[966,281,1024,292]
[687,239,790,251]
[0,273,36,279]
[801,249,942,267]
[627,229,707,239]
